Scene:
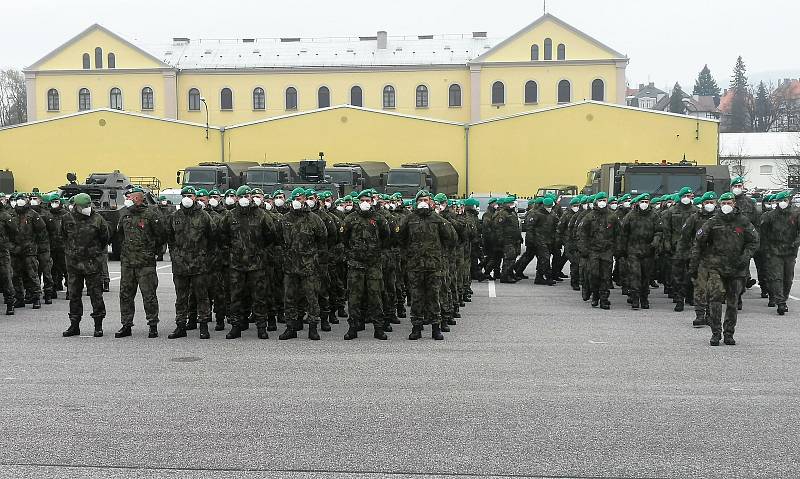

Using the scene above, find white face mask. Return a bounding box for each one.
[16,199,26,207]
[359,201,372,212]
[30,199,40,206]
[264,202,273,210]
[124,199,134,208]
[779,201,789,209]
[703,203,716,212]
[545,206,553,212]
[336,205,345,212]
[225,196,236,206]
[417,201,430,209]
[68,204,74,211]
[623,201,631,208]
[720,204,734,215]
[253,197,263,206]
[238,197,251,208]
[654,204,661,210]
[50,202,60,209]
[80,206,92,216]
[291,199,303,210]
[197,200,206,209]
[383,204,390,210]
[765,203,774,210]
[344,205,353,212]
[209,198,219,208]
[609,204,618,211]
[581,204,588,210]
[324,201,332,209]
[274,198,285,207]
[389,203,396,210]
[680,197,691,205]
[639,202,650,210]
[160,200,168,206]
[305,199,316,208]
[180,197,194,208]
[571,206,579,213]
[596,201,607,209]
[732,187,743,196]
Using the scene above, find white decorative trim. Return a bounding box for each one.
[0,107,220,132]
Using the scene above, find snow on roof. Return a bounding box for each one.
[719,132,800,158]
[139,34,495,69]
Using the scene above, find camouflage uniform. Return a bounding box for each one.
[49,205,70,295]
[481,204,502,279]
[156,202,174,261]
[680,206,716,324]
[32,204,55,300]
[557,206,578,290]
[578,205,620,308]
[165,204,214,329]
[208,203,231,328]
[513,205,537,277]
[314,204,340,329]
[61,209,110,325]
[493,204,522,282]
[662,200,696,308]
[0,209,18,308]
[759,205,800,312]
[465,206,483,281]
[117,204,165,328]
[619,206,660,308]
[263,205,285,326]
[12,205,45,305]
[529,205,558,283]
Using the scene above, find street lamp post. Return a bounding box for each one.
[200,97,209,140]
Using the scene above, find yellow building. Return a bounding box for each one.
[24,14,629,125]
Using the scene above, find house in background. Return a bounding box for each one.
[719,132,800,189]
[626,82,666,109]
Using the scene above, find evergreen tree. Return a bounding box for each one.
[693,64,721,98]
[754,81,771,132]
[669,83,685,114]
[728,56,750,132]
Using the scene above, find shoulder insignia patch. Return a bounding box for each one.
[734,226,744,234]
[498,218,504,223]
[339,226,344,233]
[395,226,400,233]
[696,228,703,237]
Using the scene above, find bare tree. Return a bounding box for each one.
[719,139,751,179]
[773,136,800,189]
[0,69,27,127]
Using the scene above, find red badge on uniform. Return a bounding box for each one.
[607,223,613,229]
[734,226,744,234]
[139,219,145,229]
[369,219,376,226]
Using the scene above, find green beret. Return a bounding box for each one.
[318,191,333,199]
[774,191,791,201]
[447,199,455,206]
[415,190,431,200]
[357,190,372,199]
[692,197,703,205]
[195,189,209,197]
[433,193,448,203]
[527,198,537,206]
[730,176,745,186]
[224,189,236,196]
[594,192,608,201]
[678,186,693,197]
[619,194,631,202]
[305,189,317,196]
[72,193,92,207]
[236,185,252,196]
[380,194,391,201]
[209,189,221,196]
[608,196,618,203]
[272,189,285,197]
[719,192,735,201]
[764,194,773,202]
[701,191,716,201]
[129,186,145,194]
[651,196,661,203]
[391,192,402,200]
[543,197,555,207]
[158,195,167,201]
[487,198,497,204]
[342,195,353,202]
[403,199,413,207]
[334,198,344,205]
[464,198,480,207]
[569,197,581,206]
[532,197,543,205]
[634,193,651,202]
[251,188,264,195]
[180,186,196,195]
[290,187,306,199]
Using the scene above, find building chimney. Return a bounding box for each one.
[377,31,387,49]
[639,83,645,90]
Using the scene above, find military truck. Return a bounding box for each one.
[245,162,298,193]
[582,161,731,197]
[177,161,258,192]
[326,161,390,195]
[59,171,157,260]
[282,158,343,197]
[535,184,579,198]
[384,162,458,197]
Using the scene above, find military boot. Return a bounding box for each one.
[431,323,444,341]
[440,320,451,332]
[674,299,684,312]
[32,297,41,309]
[267,315,277,331]
[760,289,769,299]
[388,313,401,324]
[199,323,210,340]
[257,326,268,339]
[344,324,358,340]
[5,303,14,315]
[723,335,736,346]
[408,324,423,340]
[373,324,388,340]
[336,306,348,318]
[777,303,788,316]
[630,295,640,310]
[185,318,197,330]
[308,323,320,341]
[534,275,555,286]
[709,303,722,346]
[356,320,365,332]
[581,288,591,302]
[692,310,707,328]
[453,309,461,319]
[590,293,599,308]
[44,293,52,305]
[14,297,25,309]
[599,299,611,310]
[710,332,721,346]
[63,320,81,337]
[226,323,242,339]
[329,310,340,324]
[768,295,776,308]
[240,317,250,331]
[102,281,110,293]
[214,317,226,331]
[148,325,159,338]
[320,315,332,332]
[277,312,286,323]
[640,296,650,309]
[396,305,407,318]
[463,293,471,303]
[114,326,132,338]
[278,323,297,340]
[93,318,104,337]
[168,326,187,339]
[384,322,393,332]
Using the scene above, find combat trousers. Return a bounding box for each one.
[535,244,553,279]
[470,242,483,280]
[119,264,159,327]
[626,254,654,298]
[0,251,16,304]
[13,255,40,301]
[37,250,54,297]
[462,244,471,293]
[51,248,67,291]
[407,269,441,327]
[284,272,321,327]
[585,255,612,300]
[551,245,566,276]
[566,248,580,289]
[440,266,453,320]
[100,251,110,284]
[451,251,462,304]
[174,273,211,326]
[484,246,503,278]
[513,243,536,275]
[215,265,231,322]
[381,254,397,323]
[394,251,406,311]
[500,244,519,280]
[670,258,689,301]
[754,252,769,295]
[347,265,384,329]
[765,254,796,306]
[67,267,105,322]
[330,259,347,314]
[703,270,742,338]
[230,268,267,329]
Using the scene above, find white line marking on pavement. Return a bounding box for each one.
[488,281,496,298]
[4,377,16,380]
[109,264,171,282]
[789,295,800,301]
[589,340,607,344]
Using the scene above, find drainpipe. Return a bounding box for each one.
[220,126,226,163]
[464,126,470,197]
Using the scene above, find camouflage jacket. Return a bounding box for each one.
[481,207,498,249]
[208,206,230,268]
[759,206,800,257]
[492,207,522,246]
[48,207,70,251]
[620,207,661,258]
[314,207,340,265]
[60,210,110,274]
[0,209,18,253]
[280,209,327,276]
[577,207,620,260]
[398,208,456,272]
[735,194,760,227]
[556,208,575,248]
[662,202,695,257]
[529,206,557,247]
[341,210,390,268]
[12,206,46,257]
[31,206,53,253]
[465,209,482,248]
[166,205,215,275]
[694,212,759,277]
[679,208,715,269]
[117,204,165,268]
[219,205,275,272]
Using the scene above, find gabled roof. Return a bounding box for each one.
[25,23,173,71]
[471,13,626,63]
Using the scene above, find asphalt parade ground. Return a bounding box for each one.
[0,258,798,479]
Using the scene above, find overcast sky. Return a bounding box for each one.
[1,0,797,91]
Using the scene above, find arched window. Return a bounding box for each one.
[350,86,363,106]
[491,81,505,105]
[530,44,539,61]
[285,87,298,110]
[47,89,60,111]
[543,38,552,60]
[82,53,90,69]
[557,80,571,103]
[318,86,330,108]
[109,87,123,110]
[78,88,91,111]
[557,44,565,60]
[524,81,538,104]
[415,85,429,108]
[141,87,154,110]
[253,87,265,110]
[188,88,201,111]
[108,53,116,68]
[94,47,103,68]
[382,85,395,109]
[591,79,605,101]
[448,84,462,107]
[220,88,233,110]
